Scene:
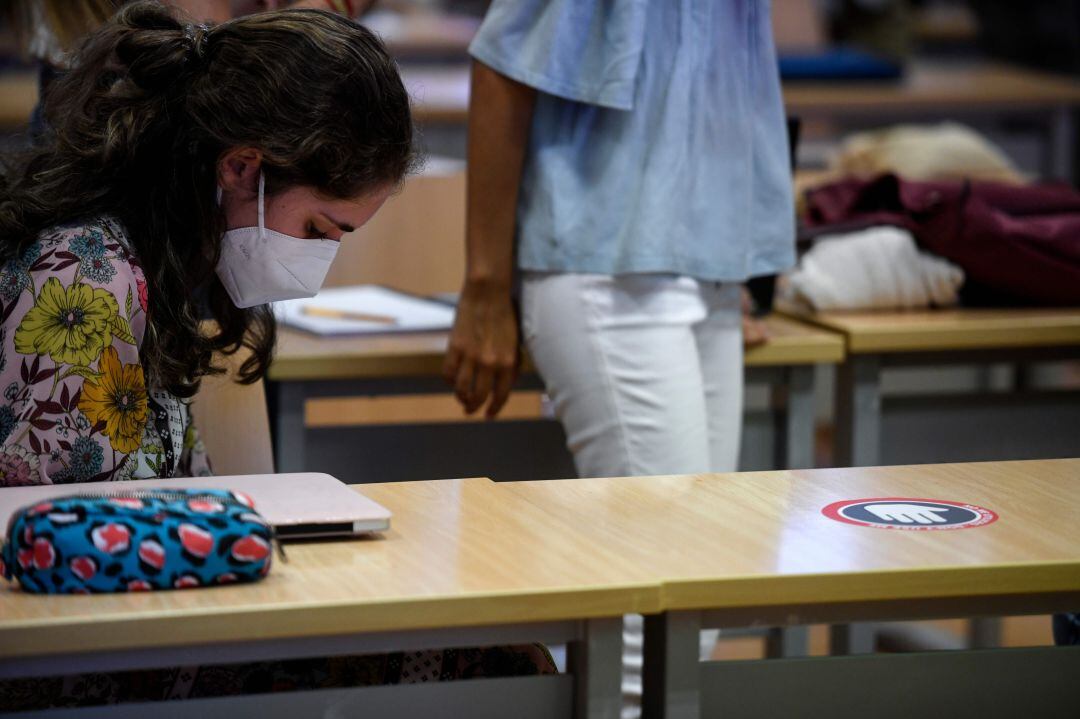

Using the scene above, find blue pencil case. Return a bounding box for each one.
[1,488,277,594]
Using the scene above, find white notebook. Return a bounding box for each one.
[276,285,456,335]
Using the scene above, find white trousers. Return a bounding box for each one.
[522,273,744,718]
[521,272,744,478]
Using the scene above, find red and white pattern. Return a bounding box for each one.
[32,538,56,570]
[177,524,213,558]
[138,539,166,570]
[91,523,132,554]
[69,556,97,581]
[230,535,271,563]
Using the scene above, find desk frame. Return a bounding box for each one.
[834,346,1080,469]
[268,366,819,477]
[643,591,1080,719]
[3,617,624,719]
[832,345,1080,653]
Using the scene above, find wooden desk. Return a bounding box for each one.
[0,478,650,718]
[784,60,1080,181]
[0,71,36,132]
[790,308,1080,467]
[497,459,1080,718]
[266,315,845,474]
[367,11,479,60]
[783,61,1080,115]
[401,65,470,125]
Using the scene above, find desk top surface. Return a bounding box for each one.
[3,460,1077,660]
[0,477,657,660]
[787,307,1080,354]
[781,60,1080,112]
[499,459,1080,611]
[268,314,844,381]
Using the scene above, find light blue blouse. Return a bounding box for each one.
[469,0,796,282]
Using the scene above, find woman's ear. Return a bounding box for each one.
[217,147,263,197]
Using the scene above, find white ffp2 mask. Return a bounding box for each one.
[215,172,339,308]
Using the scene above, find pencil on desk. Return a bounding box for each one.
[301,305,398,325]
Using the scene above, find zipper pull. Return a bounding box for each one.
[272,532,288,564]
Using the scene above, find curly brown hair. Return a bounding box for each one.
[0,1,415,397]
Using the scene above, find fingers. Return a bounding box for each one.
[442,294,519,415]
[454,357,477,412]
[470,363,496,415]
[442,344,463,386]
[486,363,517,419]
[743,315,770,346]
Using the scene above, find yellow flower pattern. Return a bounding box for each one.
[78,346,149,454]
[0,217,211,485]
[14,277,117,367]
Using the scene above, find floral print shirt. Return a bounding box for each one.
[0,217,210,485]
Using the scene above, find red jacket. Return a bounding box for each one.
[803,174,1080,306]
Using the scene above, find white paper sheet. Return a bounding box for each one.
[275,285,456,335]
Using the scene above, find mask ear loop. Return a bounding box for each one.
[257,171,266,241]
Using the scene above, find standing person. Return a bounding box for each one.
[443,1,796,713]
[446,0,795,490]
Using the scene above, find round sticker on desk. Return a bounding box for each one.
[822,498,998,531]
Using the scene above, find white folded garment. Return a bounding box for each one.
[787,226,965,311]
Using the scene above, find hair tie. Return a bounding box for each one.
[184,23,212,64]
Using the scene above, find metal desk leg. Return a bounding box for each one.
[570,617,624,719]
[829,623,876,655]
[969,617,1003,649]
[773,365,816,470]
[642,611,701,719]
[834,355,881,467]
[272,381,308,473]
[766,626,810,658]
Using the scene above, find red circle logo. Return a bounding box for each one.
[822,498,998,530]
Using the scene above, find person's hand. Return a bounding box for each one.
[742,287,770,347]
[443,282,520,418]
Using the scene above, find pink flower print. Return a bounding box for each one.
[137,278,148,312]
[0,445,42,486]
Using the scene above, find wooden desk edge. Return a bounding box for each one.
[0,583,661,661]
[269,316,846,381]
[662,560,1080,612]
[777,309,1080,354]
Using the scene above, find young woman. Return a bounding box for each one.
[0,2,552,706]
[0,2,411,485]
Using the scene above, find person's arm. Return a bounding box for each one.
[1,222,151,485]
[443,60,537,418]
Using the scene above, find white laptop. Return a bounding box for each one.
[0,473,391,540]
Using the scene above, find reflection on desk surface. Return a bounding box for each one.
[499,458,1080,610]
